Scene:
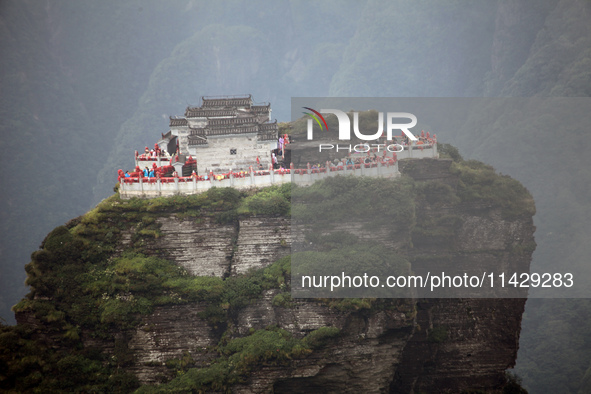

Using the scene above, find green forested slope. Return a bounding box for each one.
[329,0,498,97]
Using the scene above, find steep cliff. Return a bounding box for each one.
[1,150,535,393]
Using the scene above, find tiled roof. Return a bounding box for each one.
[189,128,207,136]
[188,135,208,145]
[259,121,278,132]
[257,132,277,141]
[251,104,270,113]
[185,108,237,118]
[169,117,188,127]
[208,116,257,127]
[206,125,259,136]
[201,95,252,108]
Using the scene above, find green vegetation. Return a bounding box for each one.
[291,243,411,298]
[291,175,416,233]
[451,159,535,219]
[237,183,291,216]
[3,1,590,391]
[428,326,449,343]
[439,143,536,219]
[136,326,340,393]
[2,186,296,392]
[1,151,538,392]
[0,323,140,393]
[438,143,464,162]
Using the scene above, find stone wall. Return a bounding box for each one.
[191,134,277,174]
[120,143,438,199]
[118,160,402,199]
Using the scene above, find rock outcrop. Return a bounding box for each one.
[8,156,535,393]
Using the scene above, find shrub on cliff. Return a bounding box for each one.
[452,159,536,218]
[237,183,291,215]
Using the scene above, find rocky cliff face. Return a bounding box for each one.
[6,155,535,393]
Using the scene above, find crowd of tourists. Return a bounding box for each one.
[136,143,170,160]
[118,131,435,183]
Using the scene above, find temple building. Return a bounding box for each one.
[158,95,278,174]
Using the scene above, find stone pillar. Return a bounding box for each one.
[174,177,179,193]
[270,164,274,184]
[249,166,254,187]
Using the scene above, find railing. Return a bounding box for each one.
[119,160,399,199]
[120,142,437,199]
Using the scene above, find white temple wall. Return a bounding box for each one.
[189,134,277,174]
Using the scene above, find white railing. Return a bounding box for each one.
[118,143,437,199]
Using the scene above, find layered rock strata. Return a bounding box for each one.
[14,157,534,393]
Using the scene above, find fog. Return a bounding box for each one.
[1,1,590,392]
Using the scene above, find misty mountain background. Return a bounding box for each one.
[1,0,590,392]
